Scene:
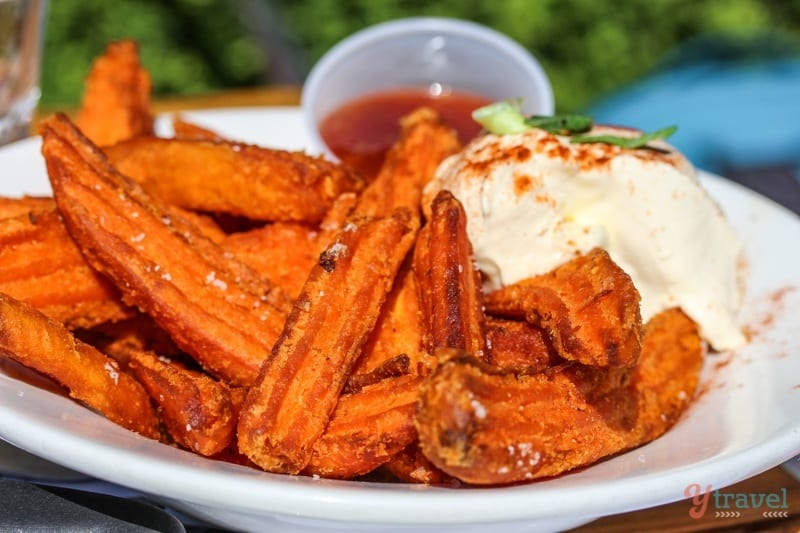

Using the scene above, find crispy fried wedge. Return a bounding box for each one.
[414,190,486,358]
[172,115,224,141]
[172,208,227,244]
[124,347,238,456]
[309,257,428,481]
[304,374,423,479]
[485,317,561,374]
[383,442,459,485]
[0,293,160,439]
[0,196,55,219]
[76,40,154,147]
[485,248,642,368]
[0,209,132,328]
[416,308,702,484]
[41,113,288,386]
[354,107,461,220]
[223,222,318,300]
[344,353,411,394]
[104,137,364,223]
[224,193,359,299]
[352,265,431,377]
[237,209,418,474]
[85,314,181,363]
[0,203,223,329]
[317,192,358,243]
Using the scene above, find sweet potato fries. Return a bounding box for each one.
[76,40,154,147]
[104,136,365,222]
[0,42,711,487]
[42,114,290,387]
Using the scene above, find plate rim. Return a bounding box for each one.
[0,107,798,527]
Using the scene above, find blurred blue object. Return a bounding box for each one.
[587,36,800,178]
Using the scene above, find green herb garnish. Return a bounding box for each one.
[524,114,593,135]
[472,100,676,151]
[471,100,529,134]
[570,125,678,149]
[472,101,593,135]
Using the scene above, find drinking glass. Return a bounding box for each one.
[0,0,46,145]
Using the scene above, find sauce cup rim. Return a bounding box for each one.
[301,16,554,160]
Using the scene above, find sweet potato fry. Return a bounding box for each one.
[0,293,160,439]
[485,317,561,374]
[352,265,431,377]
[304,374,423,479]
[0,196,55,219]
[83,314,181,363]
[104,137,364,223]
[76,40,154,146]
[316,192,358,244]
[485,248,642,368]
[123,347,238,456]
[0,209,133,328]
[223,222,318,300]
[223,193,358,299]
[414,190,486,358]
[416,308,702,484]
[0,201,224,329]
[41,113,289,386]
[344,353,411,395]
[383,442,459,485]
[172,114,224,141]
[354,107,461,220]
[171,208,227,245]
[237,209,418,474]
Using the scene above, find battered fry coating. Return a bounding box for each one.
[0,293,160,439]
[485,248,642,368]
[76,40,154,146]
[237,209,418,474]
[0,209,132,329]
[383,442,459,485]
[353,266,431,377]
[125,348,238,456]
[104,137,365,223]
[344,353,411,394]
[414,190,486,358]
[304,374,423,479]
[317,192,359,243]
[415,308,702,484]
[4,198,226,246]
[41,113,288,386]
[0,202,223,329]
[171,208,227,244]
[485,317,561,373]
[0,196,55,219]
[224,193,359,299]
[354,107,461,220]
[223,222,318,300]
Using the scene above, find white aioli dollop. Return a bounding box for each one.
[424,127,746,351]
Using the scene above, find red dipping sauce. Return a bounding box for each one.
[319,88,493,178]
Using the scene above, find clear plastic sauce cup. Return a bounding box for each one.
[301,17,554,177]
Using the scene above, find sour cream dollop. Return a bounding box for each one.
[424,127,746,351]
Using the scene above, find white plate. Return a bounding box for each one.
[1,108,799,533]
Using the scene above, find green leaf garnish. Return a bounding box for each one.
[523,114,594,135]
[570,125,678,149]
[472,100,676,151]
[472,101,594,136]
[471,100,529,134]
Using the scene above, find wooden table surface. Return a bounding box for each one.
[48,85,800,533]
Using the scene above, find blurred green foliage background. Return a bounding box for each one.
[42,0,800,112]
